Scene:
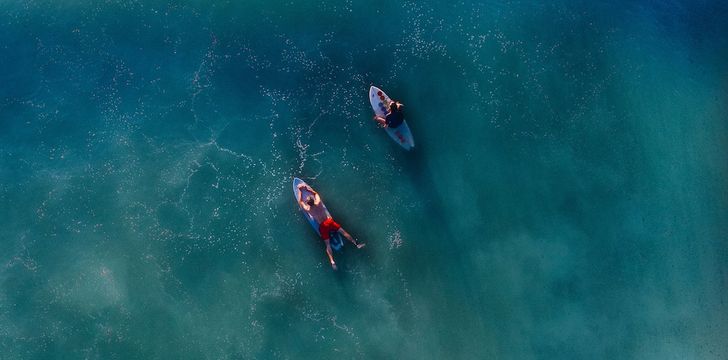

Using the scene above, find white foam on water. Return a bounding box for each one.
[388,229,404,250]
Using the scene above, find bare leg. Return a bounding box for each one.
[338,228,365,248]
[324,239,337,270]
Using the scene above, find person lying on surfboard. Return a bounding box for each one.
[373,101,404,129]
[297,184,365,270]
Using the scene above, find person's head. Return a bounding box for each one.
[389,102,398,112]
[305,195,315,206]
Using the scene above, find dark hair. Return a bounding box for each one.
[306,197,315,206]
[390,102,397,111]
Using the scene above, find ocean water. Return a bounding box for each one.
[1,0,727,358]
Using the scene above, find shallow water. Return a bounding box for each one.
[1,0,727,358]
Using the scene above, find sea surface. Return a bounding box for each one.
[1,0,727,358]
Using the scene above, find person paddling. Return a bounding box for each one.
[373,101,404,129]
[297,184,365,270]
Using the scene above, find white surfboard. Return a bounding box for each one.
[292,177,344,250]
[369,86,415,150]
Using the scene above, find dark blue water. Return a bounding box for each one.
[2,1,727,358]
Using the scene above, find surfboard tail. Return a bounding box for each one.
[330,232,345,251]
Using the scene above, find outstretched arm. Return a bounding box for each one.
[324,239,337,270]
[338,228,365,249]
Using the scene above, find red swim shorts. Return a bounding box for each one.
[318,218,341,240]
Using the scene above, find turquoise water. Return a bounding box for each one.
[2,0,727,358]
